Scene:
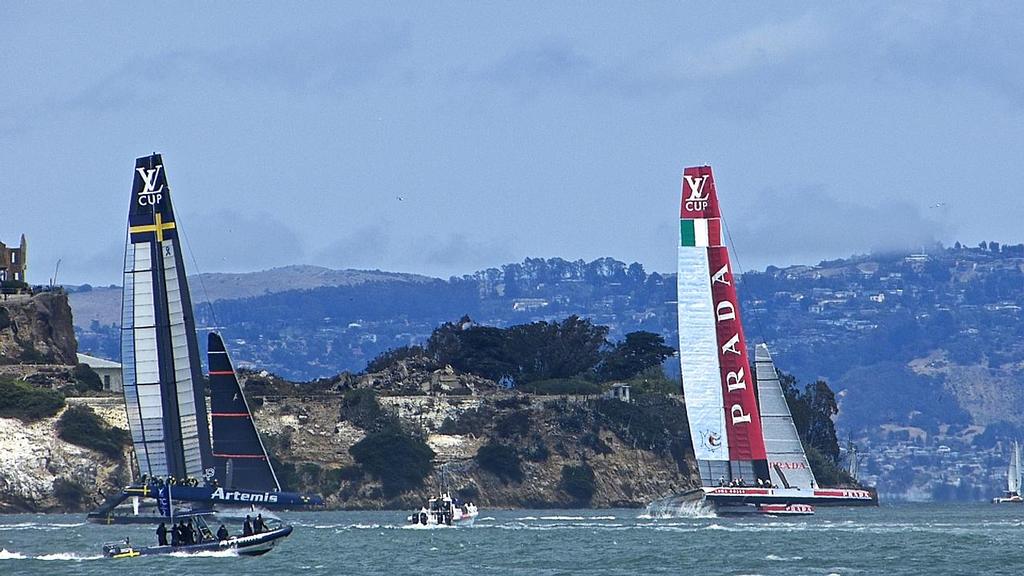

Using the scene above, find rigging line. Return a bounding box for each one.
[718,208,770,347]
[175,207,222,336]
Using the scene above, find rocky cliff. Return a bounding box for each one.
[0,291,77,365]
[0,399,129,513]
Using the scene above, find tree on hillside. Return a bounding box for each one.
[598,331,675,382]
[779,372,840,463]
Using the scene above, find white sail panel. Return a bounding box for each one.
[754,343,816,489]
[677,248,728,466]
[1010,441,1020,494]
[162,240,205,478]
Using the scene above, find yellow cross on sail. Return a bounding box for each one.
[129,211,176,242]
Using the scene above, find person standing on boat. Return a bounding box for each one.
[156,522,168,546]
[254,514,266,534]
[217,524,229,541]
[243,515,254,536]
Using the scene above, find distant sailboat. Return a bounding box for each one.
[89,154,321,525]
[992,441,1022,504]
[668,165,874,515]
[846,439,860,482]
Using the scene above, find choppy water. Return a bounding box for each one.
[1,504,1022,575]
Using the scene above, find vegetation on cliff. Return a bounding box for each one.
[371,315,675,389]
[56,404,131,458]
[0,377,65,421]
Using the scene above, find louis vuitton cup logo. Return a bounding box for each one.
[136,165,164,206]
[683,174,710,213]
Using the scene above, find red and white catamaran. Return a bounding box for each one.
[671,165,875,516]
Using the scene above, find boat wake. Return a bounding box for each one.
[639,498,717,519]
[167,549,239,558]
[0,549,103,561]
[0,522,86,531]
[0,549,26,560]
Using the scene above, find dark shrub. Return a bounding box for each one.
[438,404,495,435]
[340,388,397,432]
[0,378,65,421]
[72,363,103,393]
[522,439,550,462]
[53,478,88,510]
[561,463,596,504]
[457,484,480,501]
[495,409,531,438]
[349,430,435,496]
[476,442,523,483]
[365,345,429,373]
[56,405,131,458]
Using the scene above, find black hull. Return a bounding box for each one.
[103,525,292,558]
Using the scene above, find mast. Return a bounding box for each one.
[677,165,768,486]
[121,154,213,481]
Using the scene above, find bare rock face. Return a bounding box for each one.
[358,357,498,396]
[0,292,78,365]
[0,407,129,513]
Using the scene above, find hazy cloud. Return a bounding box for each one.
[177,209,307,274]
[730,184,954,269]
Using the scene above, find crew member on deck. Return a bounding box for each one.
[243,515,254,536]
[217,524,229,541]
[254,514,266,534]
[156,522,168,546]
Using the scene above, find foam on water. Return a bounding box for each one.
[0,548,27,560]
[639,499,716,519]
[167,549,239,558]
[35,553,103,561]
[765,554,803,562]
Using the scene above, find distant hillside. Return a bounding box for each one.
[71,246,1024,438]
[68,265,435,327]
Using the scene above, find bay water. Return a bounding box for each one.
[1,504,1021,575]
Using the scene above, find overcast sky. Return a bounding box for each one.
[2,2,1021,286]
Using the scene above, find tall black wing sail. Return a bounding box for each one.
[209,332,281,492]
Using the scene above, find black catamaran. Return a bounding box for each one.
[89,154,321,526]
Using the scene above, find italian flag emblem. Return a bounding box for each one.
[680,218,722,247]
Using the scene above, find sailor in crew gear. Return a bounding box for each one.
[254,513,266,534]
[156,522,168,546]
[217,524,229,541]
[243,515,254,536]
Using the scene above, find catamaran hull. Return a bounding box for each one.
[87,483,323,525]
[663,486,875,515]
[703,486,877,507]
[103,525,292,558]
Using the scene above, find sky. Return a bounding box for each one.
[2,2,1022,286]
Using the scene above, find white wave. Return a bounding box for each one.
[535,515,617,521]
[167,549,239,558]
[0,522,85,531]
[400,523,452,530]
[765,554,803,562]
[478,517,496,521]
[36,552,104,561]
[0,549,26,560]
[516,516,538,521]
[639,499,716,519]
